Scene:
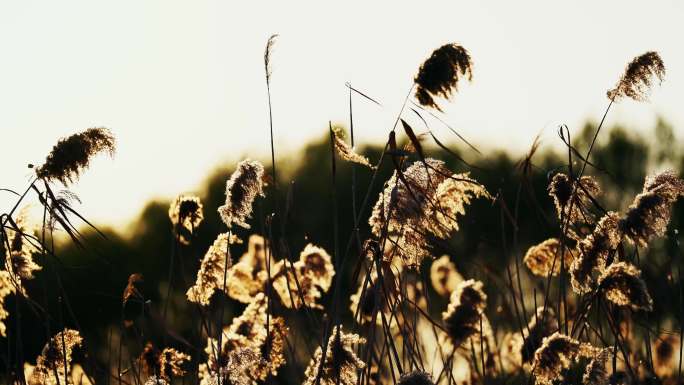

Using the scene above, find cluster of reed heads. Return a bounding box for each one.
[1,37,682,385]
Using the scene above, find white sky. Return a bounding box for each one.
[1,0,683,228]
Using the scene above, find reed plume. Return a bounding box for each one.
[140,342,158,377]
[332,127,375,169]
[652,333,682,379]
[499,332,524,373]
[226,234,272,303]
[397,370,435,385]
[272,243,335,309]
[140,343,191,381]
[607,51,666,102]
[218,159,265,229]
[523,238,574,277]
[427,171,491,239]
[442,279,491,350]
[204,348,261,385]
[28,329,83,385]
[597,262,653,311]
[414,43,473,111]
[522,307,559,364]
[429,255,463,296]
[619,169,684,247]
[548,173,601,224]
[570,212,621,294]
[159,348,191,380]
[36,127,116,185]
[272,260,321,309]
[168,194,204,244]
[583,348,610,385]
[264,34,277,85]
[298,243,335,291]
[302,327,365,385]
[199,294,287,384]
[369,159,488,267]
[349,264,398,324]
[0,271,15,337]
[3,207,41,293]
[187,232,240,306]
[531,332,596,385]
[122,273,144,327]
[144,376,169,385]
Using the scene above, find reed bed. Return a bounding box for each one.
[1,39,682,385]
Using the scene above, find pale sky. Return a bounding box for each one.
[1,1,683,228]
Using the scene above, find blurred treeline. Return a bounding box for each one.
[4,118,684,382]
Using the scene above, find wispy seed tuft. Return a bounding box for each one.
[607,51,665,102]
[619,169,684,247]
[302,327,366,385]
[523,238,574,277]
[598,262,653,312]
[168,194,204,244]
[186,233,241,306]
[414,43,473,111]
[218,159,266,229]
[36,127,116,185]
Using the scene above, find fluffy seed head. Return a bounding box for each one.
[369,159,488,268]
[122,273,144,327]
[349,264,398,325]
[397,370,435,385]
[159,348,191,380]
[186,233,240,306]
[144,376,168,385]
[583,348,610,385]
[523,238,574,277]
[430,255,463,296]
[607,51,666,102]
[548,173,601,224]
[442,279,489,349]
[36,127,116,185]
[140,344,191,381]
[272,260,321,309]
[298,243,335,291]
[199,294,287,384]
[499,332,524,373]
[532,333,591,385]
[224,234,273,303]
[414,43,473,111]
[332,127,375,169]
[522,307,559,364]
[218,159,265,229]
[652,333,682,379]
[264,34,278,83]
[619,169,684,247]
[3,207,41,293]
[0,271,16,337]
[168,195,203,244]
[570,212,622,294]
[28,329,83,385]
[200,347,261,385]
[303,327,366,385]
[427,172,491,239]
[272,243,335,309]
[598,262,653,311]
